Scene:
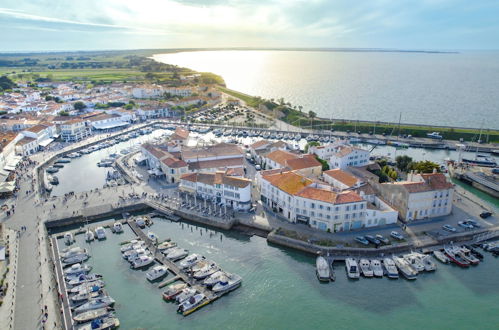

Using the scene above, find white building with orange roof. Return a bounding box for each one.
[261,149,322,177]
[328,144,370,169]
[323,168,364,190]
[60,118,91,142]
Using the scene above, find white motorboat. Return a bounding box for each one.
[73,307,110,324]
[382,258,399,279]
[433,250,449,263]
[95,227,106,240]
[359,259,373,277]
[191,260,213,273]
[120,240,143,252]
[166,247,189,261]
[76,316,120,330]
[135,217,146,228]
[403,253,425,273]
[418,254,437,271]
[203,270,226,287]
[85,229,95,242]
[179,254,204,269]
[62,254,90,266]
[175,287,197,303]
[157,241,177,251]
[125,248,149,262]
[177,294,206,314]
[61,247,87,258]
[69,280,105,294]
[393,256,417,280]
[112,222,123,233]
[64,263,92,276]
[193,263,219,280]
[316,256,330,282]
[64,232,74,245]
[122,245,147,259]
[147,231,158,243]
[71,289,103,303]
[370,259,384,277]
[146,265,168,281]
[74,297,115,313]
[66,274,103,287]
[345,258,360,279]
[162,282,188,300]
[212,273,242,293]
[131,255,154,269]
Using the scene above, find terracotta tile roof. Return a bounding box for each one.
[180,171,250,188]
[188,157,244,170]
[265,150,299,167]
[421,173,454,190]
[16,136,36,145]
[142,143,169,159]
[296,187,363,204]
[262,171,313,195]
[171,127,189,140]
[286,155,322,171]
[161,157,187,168]
[25,124,48,133]
[225,167,244,177]
[180,172,197,182]
[323,169,359,187]
[250,140,270,150]
[334,145,354,157]
[182,143,243,160]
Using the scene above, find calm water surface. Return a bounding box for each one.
[153,51,499,129]
[58,217,499,330]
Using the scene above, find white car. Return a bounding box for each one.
[390,231,404,240]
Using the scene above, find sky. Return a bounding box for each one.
[1,0,499,52]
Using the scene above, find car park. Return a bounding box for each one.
[364,235,381,245]
[375,234,390,245]
[355,236,369,245]
[442,224,457,232]
[390,231,404,240]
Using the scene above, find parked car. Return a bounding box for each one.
[364,235,381,245]
[255,164,261,171]
[479,211,492,219]
[442,224,457,232]
[458,221,474,230]
[465,219,481,228]
[375,234,390,245]
[355,236,369,245]
[390,231,404,240]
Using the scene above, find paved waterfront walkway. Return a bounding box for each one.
[0,228,19,329]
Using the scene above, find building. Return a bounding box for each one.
[86,113,129,131]
[249,140,288,162]
[170,127,190,146]
[181,142,245,172]
[21,124,56,149]
[379,171,454,222]
[323,169,364,190]
[261,149,322,177]
[60,119,91,142]
[180,171,252,211]
[329,145,370,169]
[15,137,38,156]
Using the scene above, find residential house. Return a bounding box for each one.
[329,145,370,169]
[60,119,91,142]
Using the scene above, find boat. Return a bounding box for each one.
[316,256,330,282]
[147,231,158,243]
[55,158,71,164]
[77,316,119,330]
[73,308,110,323]
[71,289,104,303]
[131,255,154,269]
[95,227,106,240]
[120,240,143,252]
[61,247,87,258]
[403,253,425,273]
[112,222,123,233]
[444,246,470,268]
[69,281,105,294]
[193,263,219,280]
[382,258,399,279]
[345,258,360,279]
[124,248,148,261]
[97,160,114,167]
[157,241,177,251]
[177,294,206,314]
[370,259,384,277]
[166,247,189,261]
[135,217,146,228]
[66,274,103,287]
[74,297,115,313]
[49,175,59,185]
[175,288,197,303]
[461,155,497,167]
[417,254,437,271]
[85,229,95,242]
[146,265,168,281]
[162,283,188,300]
[53,164,65,168]
[62,254,89,266]
[465,245,484,260]
[179,254,204,269]
[359,259,373,277]
[64,232,74,245]
[433,250,449,263]
[427,132,443,139]
[212,273,242,293]
[64,263,92,276]
[46,167,59,173]
[393,256,417,280]
[458,247,480,265]
[203,270,226,287]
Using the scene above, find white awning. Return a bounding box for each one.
[5,155,22,168]
[39,138,54,147]
[91,121,129,130]
[0,181,15,193]
[3,165,16,171]
[0,246,5,261]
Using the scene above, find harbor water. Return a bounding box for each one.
[57,216,499,329]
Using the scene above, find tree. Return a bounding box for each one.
[308,111,316,119]
[298,105,303,113]
[0,76,16,91]
[395,155,413,172]
[73,101,86,111]
[125,104,133,110]
[304,141,320,153]
[315,155,330,171]
[58,111,69,116]
[409,161,440,173]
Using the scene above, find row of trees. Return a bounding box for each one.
[395,155,440,173]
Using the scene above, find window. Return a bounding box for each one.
[319,205,323,210]
[311,203,315,209]
[318,213,323,218]
[326,215,331,220]
[311,211,315,217]
[335,207,339,212]
[345,214,349,219]
[334,215,339,220]
[326,206,331,211]
[353,205,357,210]
[346,206,350,211]
[352,213,356,219]
[360,204,364,209]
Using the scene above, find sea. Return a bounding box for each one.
[153,50,499,130]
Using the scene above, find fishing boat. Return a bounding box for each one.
[165,247,189,261]
[112,222,123,233]
[74,297,115,313]
[465,245,484,260]
[433,250,449,263]
[64,263,92,276]
[458,247,480,265]
[203,271,226,287]
[175,288,197,303]
[444,246,470,268]
[162,283,188,300]
[179,254,204,269]
[359,259,373,277]
[64,232,74,245]
[131,255,154,269]
[316,256,330,282]
[95,227,106,240]
[177,294,206,314]
[212,273,242,293]
[73,308,110,323]
[146,265,168,281]
[393,256,417,280]
[382,258,399,279]
[345,258,360,279]
[370,259,384,277]
[85,229,95,242]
